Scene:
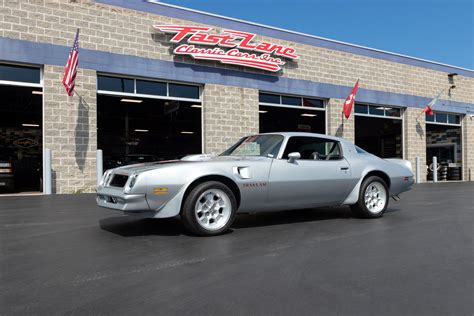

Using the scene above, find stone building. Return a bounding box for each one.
[0,0,473,194]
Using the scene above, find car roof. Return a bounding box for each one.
[258,132,347,142]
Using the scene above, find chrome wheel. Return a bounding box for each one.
[364,181,387,214]
[194,189,232,231]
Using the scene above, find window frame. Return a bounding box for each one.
[0,62,43,88]
[354,102,403,120]
[425,111,462,127]
[97,73,202,102]
[259,92,326,112]
[280,136,344,161]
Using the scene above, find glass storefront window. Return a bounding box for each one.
[259,93,280,104]
[136,80,166,96]
[385,107,401,117]
[425,114,435,122]
[169,83,200,99]
[355,103,402,118]
[426,111,462,125]
[303,98,324,108]
[369,106,385,116]
[281,96,301,106]
[98,76,134,93]
[0,64,41,84]
[98,75,201,101]
[259,92,325,110]
[448,114,460,124]
[355,104,368,114]
[435,113,447,123]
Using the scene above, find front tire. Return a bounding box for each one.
[181,181,237,236]
[350,176,389,218]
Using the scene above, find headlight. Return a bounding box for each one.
[124,173,139,194]
[100,169,112,186]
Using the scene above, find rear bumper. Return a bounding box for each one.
[390,175,414,196]
[96,186,150,212]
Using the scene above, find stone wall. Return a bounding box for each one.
[326,99,355,142]
[42,65,97,193]
[403,108,427,182]
[203,84,259,154]
[462,115,474,181]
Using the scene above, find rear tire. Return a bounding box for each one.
[350,176,389,218]
[181,181,237,236]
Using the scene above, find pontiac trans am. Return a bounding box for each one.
[97,132,414,236]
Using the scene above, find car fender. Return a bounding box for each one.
[341,167,390,205]
[150,172,240,218]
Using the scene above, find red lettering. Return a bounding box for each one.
[154,25,211,43]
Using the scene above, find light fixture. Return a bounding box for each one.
[191,104,202,108]
[181,131,194,134]
[300,113,317,117]
[120,98,143,103]
[134,129,149,132]
[375,107,385,110]
[259,110,268,113]
[22,123,40,127]
[32,91,43,95]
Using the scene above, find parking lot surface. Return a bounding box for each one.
[1,182,473,315]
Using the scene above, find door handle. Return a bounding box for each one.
[340,166,349,170]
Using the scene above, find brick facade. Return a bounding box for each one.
[203,85,259,154]
[462,115,474,181]
[0,0,473,193]
[403,108,427,182]
[43,65,97,193]
[326,99,355,143]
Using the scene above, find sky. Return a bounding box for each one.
[160,0,474,69]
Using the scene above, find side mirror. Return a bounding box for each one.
[287,152,301,163]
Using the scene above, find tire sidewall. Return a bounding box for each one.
[358,176,389,218]
[182,181,237,236]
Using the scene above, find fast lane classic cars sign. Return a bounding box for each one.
[153,25,299,72]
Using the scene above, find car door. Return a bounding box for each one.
[267,136,352,210]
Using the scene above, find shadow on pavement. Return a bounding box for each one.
[99,216,184,237]
[99,206,401,237]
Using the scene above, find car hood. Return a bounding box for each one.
[113,155,269,174]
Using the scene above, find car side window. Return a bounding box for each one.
[282,136,342,160]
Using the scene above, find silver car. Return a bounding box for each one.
[97,132,414,236]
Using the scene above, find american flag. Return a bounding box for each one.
[62,29,80,96]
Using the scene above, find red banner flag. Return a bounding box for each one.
[343,79,359,119]
[422,89,444,116]
[62,29,79,97]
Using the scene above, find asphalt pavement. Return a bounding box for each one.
[1,182,473,315]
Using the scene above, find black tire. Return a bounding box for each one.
[181,181,237,236]
[350,176,389,218]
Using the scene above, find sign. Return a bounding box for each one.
[154,25,299,72]
[13,138,38,148]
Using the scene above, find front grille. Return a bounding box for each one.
[109,174,129,187]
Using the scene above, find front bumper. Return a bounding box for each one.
[96,186,150,213]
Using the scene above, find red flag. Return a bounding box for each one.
[343,79,359,119]
[62,29,79,97]
[422,89,444,116]
[422,105,434,116]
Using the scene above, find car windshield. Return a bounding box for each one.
[221,134,284,158]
